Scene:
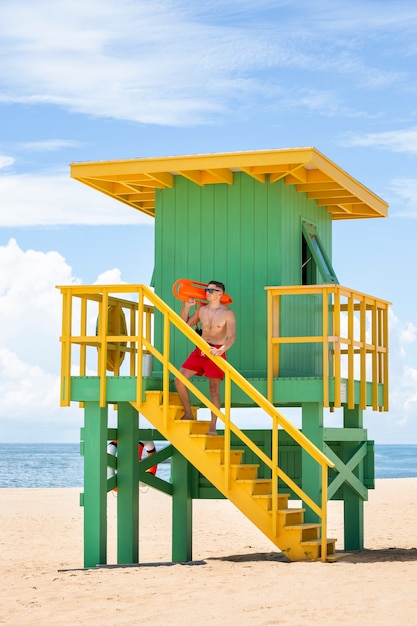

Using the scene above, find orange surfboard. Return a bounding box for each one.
[172,278,233,305]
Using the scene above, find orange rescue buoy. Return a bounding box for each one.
[96,304,128,372]
[172,278,232,306]
[107,440,157,492]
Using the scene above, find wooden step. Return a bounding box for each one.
[325,551,352,563]
[253,493,290,511]
[284,522,321,541]
[229,464,260,480]
[145,390,181,405]
[277,508,306,525]
[174,419,211,435]
[236,478,272,496]
[206,449,245,465]
[143,390,197,420]
[300,537,337,560]
[190,434,225,450]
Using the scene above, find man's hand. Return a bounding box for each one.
[209,345,225,356]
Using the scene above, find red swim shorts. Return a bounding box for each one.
[181,344,226,380]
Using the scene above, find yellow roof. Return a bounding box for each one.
[70,147,388,220]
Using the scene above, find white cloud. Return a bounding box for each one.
[0,155,14,169]
[0,238,78,371]
[381,310,417,438]
[0,238,132,442]
[400,321,417,347]
[0,348,59,412]
[341,127,417,153]
[94,268,125,285]
[0,239,80,440]
[0,171,153,226]
[388,178,417,218]
[18,139,81,152]
[279,88,373,119]
[0,0,270,125]
[0,0,413,126]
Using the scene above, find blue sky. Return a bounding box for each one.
[1,0,417,443]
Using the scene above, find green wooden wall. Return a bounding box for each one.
[153,173,333,378]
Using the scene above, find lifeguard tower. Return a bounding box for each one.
[58,148,389,566]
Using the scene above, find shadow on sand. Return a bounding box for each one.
[206,547,417,564]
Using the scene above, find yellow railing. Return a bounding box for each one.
[266,284,390,411]
[59,285,154,407]
[58,283,334,561]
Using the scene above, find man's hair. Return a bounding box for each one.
[208,280,225,293]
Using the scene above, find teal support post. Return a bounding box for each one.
[343,404,364,551]
[301,402,324,523]
[83,401,108,568]
[171,448,193,562]
[116,402,139,564]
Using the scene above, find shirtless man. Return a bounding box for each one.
[174,280,236,435]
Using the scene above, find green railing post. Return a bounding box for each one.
[301,402,324,523]
[343,405,365,550]
[116,402,139,564]
[83,401,108,568]
[171,448,193,562]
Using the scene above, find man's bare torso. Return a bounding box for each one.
[199,304,231,344]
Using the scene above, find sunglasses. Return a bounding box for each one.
[205,287,221,294]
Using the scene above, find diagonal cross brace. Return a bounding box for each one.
[325,442,368,500]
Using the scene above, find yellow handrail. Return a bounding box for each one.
[265,284,390,411]
[58,283,334,561]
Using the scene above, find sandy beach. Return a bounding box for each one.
[2,478,417,625]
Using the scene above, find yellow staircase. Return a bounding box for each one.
[132,390,339,562]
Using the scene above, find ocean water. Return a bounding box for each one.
[374,444,417,479]
[0,442,171,488]
[0,443,416,488]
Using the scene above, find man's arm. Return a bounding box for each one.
[181,298,200,327]
[222,309,236,352]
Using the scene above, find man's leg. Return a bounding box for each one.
[174,367,196,420]
[207,377,221,434]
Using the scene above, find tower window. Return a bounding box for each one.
[302,221,339,285]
